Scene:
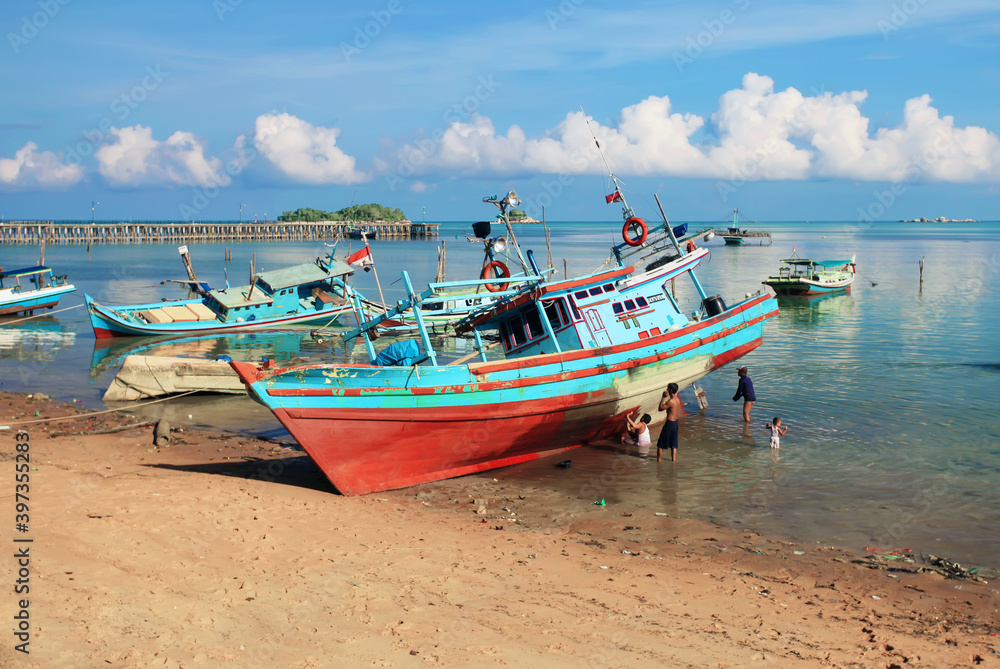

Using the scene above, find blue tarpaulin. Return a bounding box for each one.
[672,223,688,238]
[374,339,421,366]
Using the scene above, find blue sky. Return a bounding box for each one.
[1,0,998,222]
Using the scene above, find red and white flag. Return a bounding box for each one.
[605,191,622,204]
[347,245,373,267]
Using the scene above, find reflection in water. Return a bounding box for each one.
[0,317,77,362]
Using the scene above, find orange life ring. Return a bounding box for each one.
[622,217,648,247]
[481,260,511,292]
[686,240,696,253]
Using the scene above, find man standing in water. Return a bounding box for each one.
[733,366,755,422]
[657,382,682,462]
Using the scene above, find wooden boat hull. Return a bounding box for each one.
[232,293,777,495]
[722,236,744,246]
[86,294,354,338]
[0,284,76,316]
[103,354,244,401]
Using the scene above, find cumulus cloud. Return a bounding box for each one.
[0,142,84,189]
[96,125,223,187]
[253,112,367,185]
[382,73,1000,184]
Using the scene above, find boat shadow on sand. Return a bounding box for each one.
[144,451,338,494]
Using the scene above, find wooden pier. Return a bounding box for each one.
[0,220,439,246]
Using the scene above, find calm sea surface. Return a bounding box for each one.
[2,219,998,566]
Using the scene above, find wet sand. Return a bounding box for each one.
[1,391,998,668]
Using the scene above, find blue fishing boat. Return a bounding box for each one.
[0,266,76,316]
[763,254,857,295]
[231,181,779,495]
[86,253,362,338]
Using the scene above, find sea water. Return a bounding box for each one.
[1,219,998,566]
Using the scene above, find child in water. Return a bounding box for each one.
[765,417,787,448]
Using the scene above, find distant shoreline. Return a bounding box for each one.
[900,217,980,222]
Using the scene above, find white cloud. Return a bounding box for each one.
[253,112,367,185]
[96,125,223,187]
[0,142,84,189]
[383,73,1000,184]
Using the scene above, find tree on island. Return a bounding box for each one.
[509,209,526,218]
[278,203,407,222]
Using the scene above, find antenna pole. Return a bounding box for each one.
[581,106,633,220]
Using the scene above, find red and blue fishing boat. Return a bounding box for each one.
[232,185,779,495]
[85,253,361,338]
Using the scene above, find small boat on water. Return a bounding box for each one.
[715,209,772,246]
[232,179,779,496]
[763,253,857,295]
[0,266,76,316]
[86,253,361,338]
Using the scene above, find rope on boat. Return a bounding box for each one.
[1,389,207,427]
[0,302,83,325]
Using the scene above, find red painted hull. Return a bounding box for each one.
[270,390,627,496]
[243,335,763,495]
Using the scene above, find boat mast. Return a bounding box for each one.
[581,107,636,224]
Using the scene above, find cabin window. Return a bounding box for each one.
[544,298,571,328]
[567,296,581,320]
[588,287,602,296]
[635,296,648,307]
[612,303,624,314]
[524,309,544,339]
[500,321,512,351]
[555,299,570,326]
[506,316,525,348]
[544,301,561,329]
[424,301,443,311]
[574,290,588,300]
[624,299,636,311]
[603,284,614,292]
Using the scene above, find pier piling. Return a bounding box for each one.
[0,220,439,246]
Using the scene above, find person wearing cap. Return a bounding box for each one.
[733,366,755,422]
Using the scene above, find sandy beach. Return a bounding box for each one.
[1,391,997,668]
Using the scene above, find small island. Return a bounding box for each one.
[273,203,437,239]
[900,217,980,223]
[278,203,408,223]
[507,208,540,224]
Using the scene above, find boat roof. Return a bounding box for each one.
[210,288,274,309]
[0,265,53,278]
[455,265,634,334]
[780,258,853,267]
[257,258,352,290]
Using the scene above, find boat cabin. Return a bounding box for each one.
[0,266,70,293]
[202,257,353,321]
[482,266,690,358]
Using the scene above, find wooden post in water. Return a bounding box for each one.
[919,256,924,288]
[178,245,198,285]
[563,258,568,280]
[38,235,47,287]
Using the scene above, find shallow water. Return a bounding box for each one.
[2,219,998,566]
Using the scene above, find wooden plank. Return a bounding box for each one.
[186,302,218,321]
[139,309,173,324]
